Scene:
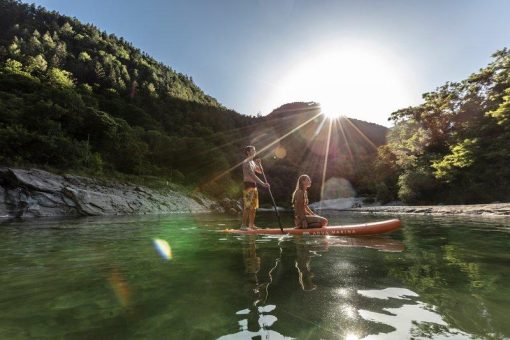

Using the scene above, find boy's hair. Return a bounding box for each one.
[244,145,255,156]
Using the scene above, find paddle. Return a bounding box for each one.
[256,159,285,234]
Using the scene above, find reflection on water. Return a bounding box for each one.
[219,236,291,339]
[295,236,320,291]
[220,231,469,339]
[0,212,509,339]
[218,214,509,339]
[219,304,290,340]
[224,235,411,339]
[358,288,469,339]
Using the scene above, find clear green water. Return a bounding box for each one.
[0,212,509,339]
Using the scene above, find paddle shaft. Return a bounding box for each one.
[257,161,284,233]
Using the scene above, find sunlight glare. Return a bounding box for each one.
[345,333,360,340]
[271,42,417,125]
[322,108,342,119]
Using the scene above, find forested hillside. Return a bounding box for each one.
[8,0,504,206]
[0,0,254,196]
[371,49,510,204]
[0,0,392,204]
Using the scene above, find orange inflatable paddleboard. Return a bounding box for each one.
[224,219,401,236]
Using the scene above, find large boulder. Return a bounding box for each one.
[0,168,215,218]
[218,197,242,215]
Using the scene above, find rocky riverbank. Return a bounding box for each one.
[0,168,229,218]
[344,203,510,217]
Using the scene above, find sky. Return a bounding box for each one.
[23,0,510,126]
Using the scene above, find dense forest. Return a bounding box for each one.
[2,0,508,205]
[370,49,510,204]
[0,0,256,198]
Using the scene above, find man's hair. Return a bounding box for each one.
[244,145,255,156]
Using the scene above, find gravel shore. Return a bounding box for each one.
[343,203,510,218]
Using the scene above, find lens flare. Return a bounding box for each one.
[274,146,287,159]
[322,177,356,200]
[108,270,131,307]
[153,238,172,260]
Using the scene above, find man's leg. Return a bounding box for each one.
[248,208,256,228]
[242,208,249,228]
[249,188,259,229]
[241,188,250,228]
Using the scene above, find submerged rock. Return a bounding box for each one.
[0,168,215,218]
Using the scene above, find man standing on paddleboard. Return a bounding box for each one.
[241,146,270,230]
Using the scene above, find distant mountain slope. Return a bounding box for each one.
[266,101,388,147]
[254,102,389,203]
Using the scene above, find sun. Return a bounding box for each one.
[269,42,417,126]
[322,109,342,119]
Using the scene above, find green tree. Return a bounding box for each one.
[47,67,74,88]
[26,54,47,73]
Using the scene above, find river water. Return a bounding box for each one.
[0,212,509,339]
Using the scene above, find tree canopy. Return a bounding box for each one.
[0,0,255,196]
[370,49,510,204]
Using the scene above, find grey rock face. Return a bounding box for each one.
[0,186,8,218]
[0,168,215,218]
